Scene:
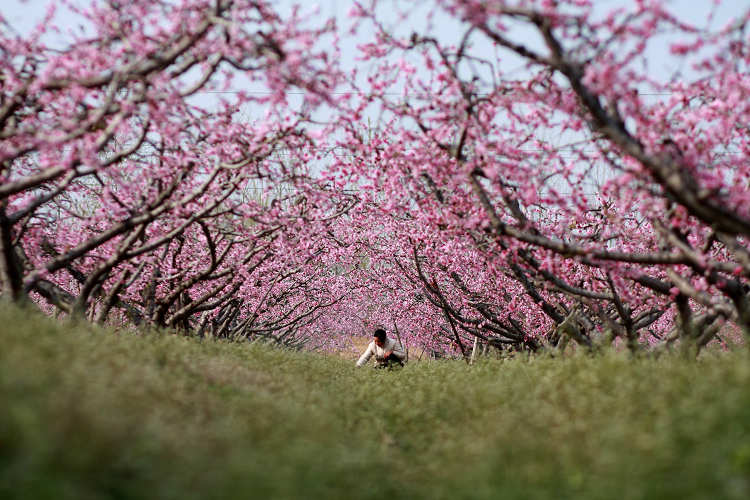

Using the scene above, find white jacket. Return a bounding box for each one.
[356,337,406,367]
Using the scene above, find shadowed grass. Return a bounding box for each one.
[1,305,749,499]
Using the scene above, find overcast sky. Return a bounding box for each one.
[3,0,748,193]
[3,1,748,128]
[4,0,746,77]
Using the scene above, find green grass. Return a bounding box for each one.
[1,305,750,500]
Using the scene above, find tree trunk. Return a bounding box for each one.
[0,203,22,301]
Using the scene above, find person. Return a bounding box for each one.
[356,328,406,368]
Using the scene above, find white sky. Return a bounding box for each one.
[2,1,748,199]
[3,0,746,81]
[3,0,748,156]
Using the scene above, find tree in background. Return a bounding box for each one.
[334,0,750,355]
[0,0,360,341]
[3,0,750,357]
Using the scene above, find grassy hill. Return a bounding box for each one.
[1,305,749,499]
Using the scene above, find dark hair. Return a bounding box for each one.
[373,328,386,341]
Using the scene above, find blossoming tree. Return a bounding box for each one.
[333,0,750,355]
[3,0,750,357]
[0,0,359,341]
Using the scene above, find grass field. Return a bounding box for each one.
[1,305,750,500]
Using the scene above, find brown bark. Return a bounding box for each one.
[0,203,22,301]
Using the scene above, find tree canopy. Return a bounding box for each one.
[2,0,749,356]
